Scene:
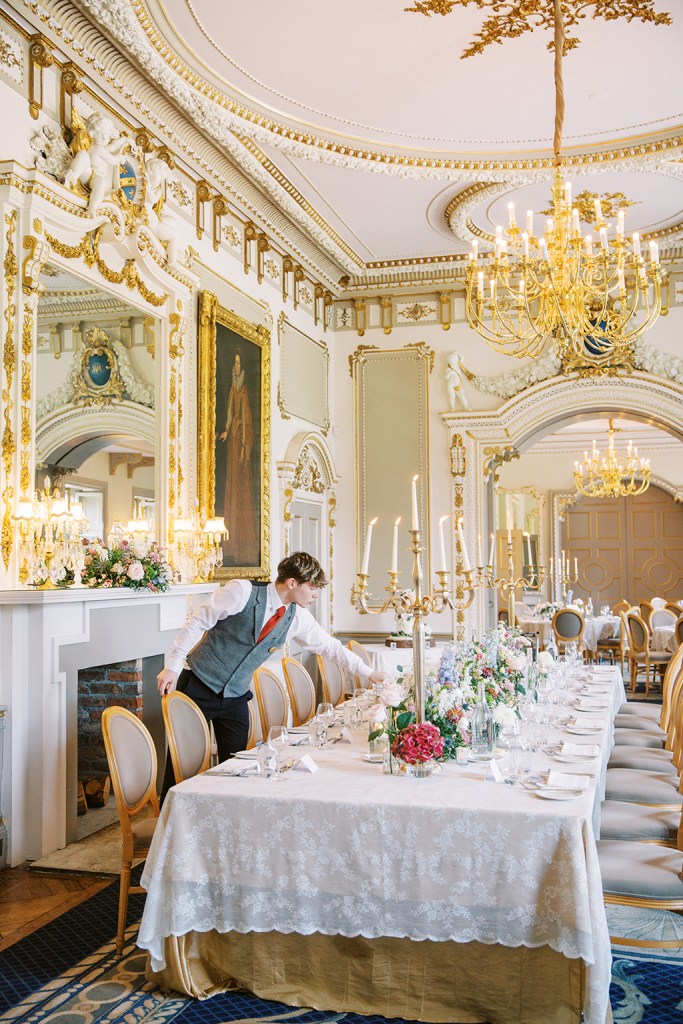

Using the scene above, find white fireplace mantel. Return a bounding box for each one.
[0,584,216,865]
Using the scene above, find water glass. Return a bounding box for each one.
[256,742,278,778]
[316,702,335,728]
[267,725,289,780]
[343,700,363,731]
[308,716,327,748]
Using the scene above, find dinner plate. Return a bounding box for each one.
[289,725,310,734]
[550,753,596,763]
[234,750,258,759]
[535,787,583,800]
[566,725,603,735]
[363,752,384,763]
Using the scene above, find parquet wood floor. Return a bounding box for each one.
[0,867,109,951]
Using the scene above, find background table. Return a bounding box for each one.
[363,642,444,676]
[582,615,621,654]
[139,667,624,1024]
[651,625,677,652]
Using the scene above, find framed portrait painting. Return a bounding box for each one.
[198,291,271,579]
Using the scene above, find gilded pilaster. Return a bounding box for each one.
[1,209,18,570]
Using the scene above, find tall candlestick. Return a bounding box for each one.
[505,495,512,543]
[477,533,483,568]
[456,517,471,573]
[391,516,401,574]
[411,476,419,531]
[361,516,377,575]
[438,515,449,572]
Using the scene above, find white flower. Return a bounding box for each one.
[507,653,528,673]
[127,561,145,581]
[380,679,407,707]
[493,704,517,728]
[457,716,470,737]
[111,562,125,575]
[367,705,387,725]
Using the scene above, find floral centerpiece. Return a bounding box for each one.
[535,601,558,619]
[428,626,529,757]
[391,722,444,765]
[81,540,174,592]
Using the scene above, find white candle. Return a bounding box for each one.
[411,475,419,531]
[526,210,533,234]
[574,557,578,576]
[562,549,566,573]
[584,234,593,256]
[507,202,516,227]
[564,181,571,205]
[472,239,479,259]
[477,533,483,568]
[549,556,554,581]
[524,531,532,570]
[599,227,608,251]
[633,232,641,258]
[488,532,495,570]
[361,516,377,575]
[522,232,529,257]
[572,209,580,234]
[456,517,471,572]
[438,515,449,572]
[505,496,512,542]
[391,516,401,574]
[617,211,624,238]
[477,271,484,297]
[594,197,602,222]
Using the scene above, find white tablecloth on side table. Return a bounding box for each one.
[651,625,677,653]
[582,615,621,653]
[363,642,444,676]
[139,667,625,1024]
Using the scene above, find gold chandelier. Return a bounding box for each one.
[574,420,650,499]
[464,0,664,362]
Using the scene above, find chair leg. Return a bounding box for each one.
[117,861,132,955]
[629,658,636,692]
[645,659,650,697]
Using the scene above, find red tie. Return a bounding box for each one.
[257,606,286,643]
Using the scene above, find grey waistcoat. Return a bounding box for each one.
[187,582,295,698]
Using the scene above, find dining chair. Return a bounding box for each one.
[677,616,683,647]
[638,600,654,628]
[317,654,347,706]
[595,616,625,673]
[161,691,211,783]
[609,655,683,771]
[253,667,290,737]
[282,656,316,726]
[247,697,263,749]
[348,640,373,690]
[651,597,667,611]
[611,599,631,617]
[624,611,671,695]
[550,608,584,654]
[651,608,677,630]
[101,705,160,954]
[666,602,681,617]
[598,831,683,946]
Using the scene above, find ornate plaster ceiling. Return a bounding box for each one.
[74,0,683,277]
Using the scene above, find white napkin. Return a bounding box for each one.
[568,717,603,730]
[561,742,600,757]
[292,754,319,773]
[581,684,611,693]
[576,698,609,711]
[547,770,589,790]
[592,666,614,674]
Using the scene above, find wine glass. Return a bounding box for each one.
[316,702,335,726]
[267,725,289,780]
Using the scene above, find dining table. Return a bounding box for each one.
[581,615,621,654]
[138,666,625,1024]
[651,624,677,653]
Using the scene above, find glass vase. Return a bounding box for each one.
[402,759,434,778]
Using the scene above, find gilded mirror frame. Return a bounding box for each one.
[198,290,271,580]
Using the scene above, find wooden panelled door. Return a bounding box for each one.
[563,485,683,607]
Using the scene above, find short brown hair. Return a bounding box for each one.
[276,551,328,588]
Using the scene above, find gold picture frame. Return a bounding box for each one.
[198,291,271,579]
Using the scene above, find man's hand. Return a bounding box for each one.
[157,668,178,696]
[368,670,390,686]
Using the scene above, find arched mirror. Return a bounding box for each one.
[34,264,157,545]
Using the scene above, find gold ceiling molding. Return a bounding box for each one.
[81,0,682,173]
[404,1,672,60]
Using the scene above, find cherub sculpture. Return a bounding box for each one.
[446,351,471,411]
[144,156,177,264]
[64,112,127,214]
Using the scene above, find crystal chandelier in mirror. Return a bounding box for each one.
[465,0,664,361]
[574,420,650,499]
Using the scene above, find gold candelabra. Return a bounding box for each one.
[172,504,228,583]
[464,541,545,627]
[557,559,579,603]
[13,477,89,588]
[352,526,455,724]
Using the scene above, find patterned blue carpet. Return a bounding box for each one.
[1,874,682,1024]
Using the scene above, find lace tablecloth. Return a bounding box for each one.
[139,667,625,1024]
[582,615,621,653]
[651,625,676,653]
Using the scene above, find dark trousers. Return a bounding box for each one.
[160,669,251,804]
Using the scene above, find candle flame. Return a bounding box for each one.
[394,516,401,527]
[440,515,450,525]
[369,516,378,526]
[412,474,418,483]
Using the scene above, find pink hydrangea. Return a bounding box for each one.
[391,722,444,764]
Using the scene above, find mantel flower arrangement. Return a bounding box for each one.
[81,540,174,592]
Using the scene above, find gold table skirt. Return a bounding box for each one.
[147,930,589,1024]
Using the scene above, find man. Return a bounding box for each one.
[157,551,389,766]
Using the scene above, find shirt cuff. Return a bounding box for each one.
[166,655,185,676]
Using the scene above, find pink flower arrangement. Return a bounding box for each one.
[391,722,444,765]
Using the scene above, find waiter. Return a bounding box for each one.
[157,551,387,765]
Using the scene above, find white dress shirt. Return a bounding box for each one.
[166,580,373,681]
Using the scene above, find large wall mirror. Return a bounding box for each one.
[494,486,545,610]
[34,264,157,544]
